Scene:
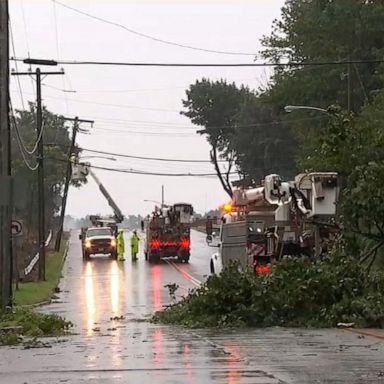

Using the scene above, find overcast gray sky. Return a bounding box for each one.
[9,0,285,218]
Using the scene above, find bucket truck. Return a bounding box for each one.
[72,161,124,260]
[143,203,193,263]
[208,172,339,274]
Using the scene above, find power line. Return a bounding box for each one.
[80,114,325,130]
[80,147,220,163]
[10,89,180,113]
[9,90,326,130]
[89,126,197,137]
[10,108,39,171]
[51,0,258,57]
[40,75,266,94]
[53,95,179,113]
[18,0,36,93]
[9,20,25,110]
[51,0,70,116]
[11,57,384,67]
[19,0,31,57]
[52,0,60,60]
[52,157,236,177]
[10,100,45,155]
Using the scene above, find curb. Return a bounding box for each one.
[342,328,384,341]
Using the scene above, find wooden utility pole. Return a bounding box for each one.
[12,65,63,280]
[0,0,12,308]
[54,116,93,252]
[347,61,351,112]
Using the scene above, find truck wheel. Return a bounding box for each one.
[111,250,118,260]
[177,250,189,263]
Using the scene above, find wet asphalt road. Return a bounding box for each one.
[1,230,384,383]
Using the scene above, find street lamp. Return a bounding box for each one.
[284,105,329,115]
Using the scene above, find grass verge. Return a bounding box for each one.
[13,243,67,306]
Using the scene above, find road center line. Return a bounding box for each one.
[165,259,202,287]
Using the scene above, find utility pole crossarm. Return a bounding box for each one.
[11,71,64,76]
[62,117,94,125]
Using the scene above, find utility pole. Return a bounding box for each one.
[54,116,93,252]
[0,0,12,308]
[12,62,63,280]
[161,185,164,208]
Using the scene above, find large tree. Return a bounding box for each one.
[260,0,384,165]
[261,0,384,111]
[182,79,248,197]
[11,103,82,241]
[182,79,297,196]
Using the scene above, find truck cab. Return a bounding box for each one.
[80,226,117,260]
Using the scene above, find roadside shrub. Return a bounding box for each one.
[153,255,384,328]
[0,309,73,345]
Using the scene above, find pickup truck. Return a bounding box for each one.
[80,227,117,260]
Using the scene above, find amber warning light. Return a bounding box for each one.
[222,203,233,212]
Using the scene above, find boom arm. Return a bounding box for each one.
[89,170,124,223]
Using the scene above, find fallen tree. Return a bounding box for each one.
[0,309,72,346]
[153,256,384,328]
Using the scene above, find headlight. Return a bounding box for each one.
[110,239,117,247]
[85,240,92,248]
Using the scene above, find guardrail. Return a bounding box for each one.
[23,230,53,277]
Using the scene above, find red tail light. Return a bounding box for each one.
[255,265,271,273]
[180,238,190,249]
[150,239,161,249]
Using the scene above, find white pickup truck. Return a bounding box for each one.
[80,227,117,260]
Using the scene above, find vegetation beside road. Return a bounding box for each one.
[154,256,384,329]
[0,308,72,346]
[14,243,67,306]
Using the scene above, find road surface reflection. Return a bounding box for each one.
[84,262,96,336]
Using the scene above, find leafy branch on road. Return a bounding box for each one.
[0,309,73,346]
[153,256,384,329]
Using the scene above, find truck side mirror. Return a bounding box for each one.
[206,234,220,247]
[79,234,82,240]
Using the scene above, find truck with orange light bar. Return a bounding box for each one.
[144,203,194,263]
[208,173,339,274]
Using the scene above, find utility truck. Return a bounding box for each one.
[208,173,339,274]
[144,203,193,263]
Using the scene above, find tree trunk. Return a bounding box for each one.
[210,145,233,198]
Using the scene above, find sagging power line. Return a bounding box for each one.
[51,0,259,57]
[80,147,223,163]
[52,157,236,177]
[11,57,384,67]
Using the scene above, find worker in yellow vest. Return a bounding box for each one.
[131,230,139,262]
[117,229,125,261]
